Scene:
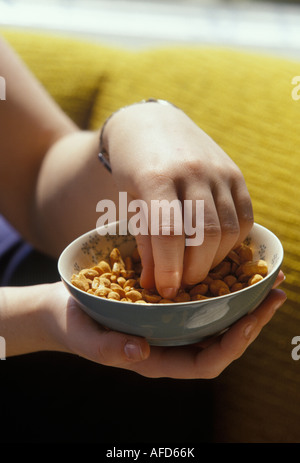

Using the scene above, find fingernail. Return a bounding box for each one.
[244,323,255,339]
[161,287,177,299]
[124,341,143,361]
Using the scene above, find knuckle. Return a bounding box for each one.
[238,200,254,226]
[154,222,183,237]
[220,220,240,236]
[139,168,173,190]
[97,331,115,366]
[182,158,207,179]
[241,214,254,231]
[204,223,221,239]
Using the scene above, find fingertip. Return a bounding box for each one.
[243,316,258,340]
[155,269,182,298]
[159,287,178,299]
[272,270,285,288]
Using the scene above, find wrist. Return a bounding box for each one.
[0,283,65,357]
[99,99,179,173]
[0,285,45,356]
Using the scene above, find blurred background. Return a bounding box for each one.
[0,0,300,59]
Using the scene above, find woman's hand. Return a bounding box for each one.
[104,102,254,299]
[35,271,285,379]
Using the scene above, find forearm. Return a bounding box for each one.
[32,129,119,257]
[0,37,118,256]
[0,284,58,357]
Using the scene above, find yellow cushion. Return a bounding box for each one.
[2,29,300,442]
[0,29,129,127]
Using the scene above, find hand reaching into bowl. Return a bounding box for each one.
[103,101,254,299]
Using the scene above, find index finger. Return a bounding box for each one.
[139,180,185,299]
[151,233,185,299]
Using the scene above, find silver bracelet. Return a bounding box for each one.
[98,98,177,173]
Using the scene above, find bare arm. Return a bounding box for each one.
[0,37,118,256]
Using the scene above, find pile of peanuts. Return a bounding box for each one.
[70,242,268,304]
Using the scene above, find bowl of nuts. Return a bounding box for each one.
[58,222,283,346]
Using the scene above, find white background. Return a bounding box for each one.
[0,0,300,59]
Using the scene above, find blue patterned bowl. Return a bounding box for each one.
[58,222,283,346]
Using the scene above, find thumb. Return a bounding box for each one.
[64,295,150,367]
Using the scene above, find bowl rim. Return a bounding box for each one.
[58,222,284,307]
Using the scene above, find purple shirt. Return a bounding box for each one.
[0,215,32,285]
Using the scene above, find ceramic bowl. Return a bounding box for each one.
[58,222,283,346]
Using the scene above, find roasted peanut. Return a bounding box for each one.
[126,290,143,302]
[211,261,231,278]
[120,269,136,279]
[91,277,100,290]
[110,283,126,298]
[227,250,240,265]
[248,274,264,286]
[95,286,111,297]
[173,290,191,302]
[117,276,127,287]
[99,277,111,287]
[235,243,253,263]
[94,261,111,274]
[223,275,237,288]
[124,278,138,289]
[100,272,113,281]
[201,275,213,285]
[112,261,124,276]
[240,259,268,277]
[107,291,121,301]
[231,282,245,292]
[110,248,124,266]
[210,280,230,297]
[71,273,90,292]
[189,283,208,296]
[238,273,250,283]
[71,240,268,304]
[142,289,162,303]
[79,268,99,280]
